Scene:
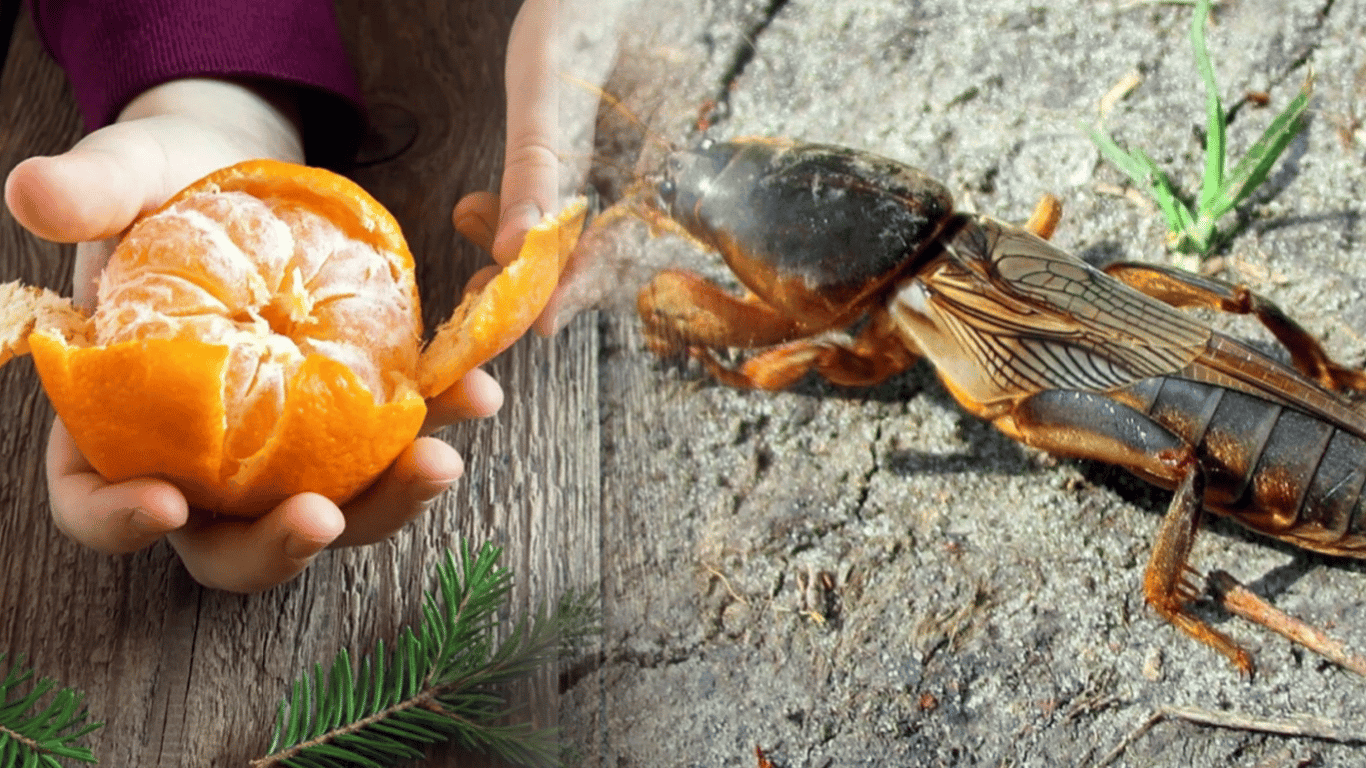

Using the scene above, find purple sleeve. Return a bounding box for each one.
[29,0,365,167]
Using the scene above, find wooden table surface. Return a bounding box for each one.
[0,2,602,765]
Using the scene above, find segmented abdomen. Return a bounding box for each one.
[1122,375,1366,555]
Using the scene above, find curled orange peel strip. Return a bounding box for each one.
[417,195,588,397]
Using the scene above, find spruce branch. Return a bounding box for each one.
[252,542,598,768]
[0,654,102,766]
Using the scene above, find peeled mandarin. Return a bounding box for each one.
[28,160,425,515]
[2,160,586,516]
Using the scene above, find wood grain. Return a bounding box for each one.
[0,2,601,765]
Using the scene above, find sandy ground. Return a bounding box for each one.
[555,1,1366,765]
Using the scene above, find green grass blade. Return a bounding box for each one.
[1088,126,1200,242]
[1222,78,1312,212]
[1087,0,1305,258]
[1191,0,1226,217]
[1087,126,1152,184]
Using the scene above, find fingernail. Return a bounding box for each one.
[125,508,162,536]
[283,533,327,560]
[505,201,544,233]
[421,476,460,503]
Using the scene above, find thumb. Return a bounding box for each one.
[491,138,560,267]
[3,124,170,245]
[492,0,560,266]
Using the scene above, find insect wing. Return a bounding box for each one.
[923,219,1210,396]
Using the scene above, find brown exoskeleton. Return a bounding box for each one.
[606,136,1366,674]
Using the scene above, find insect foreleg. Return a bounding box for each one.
[636,268,812,357]
[1105,263,1366,394]
[699,307,920,390]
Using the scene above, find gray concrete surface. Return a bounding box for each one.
[558,1,1366,765]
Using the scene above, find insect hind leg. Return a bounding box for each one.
[1104,262,1366,395]
[1007,389,1254,673]
[1024,194,1063,240]
[1144,464,1255,675]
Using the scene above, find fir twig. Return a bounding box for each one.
[0,654,102,766]
[1088,0,1310,258]
[252,542,598,768]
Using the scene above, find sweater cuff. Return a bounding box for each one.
[31,0,365,167]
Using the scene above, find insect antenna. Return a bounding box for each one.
[556,150,638,185]
[558,70,679,214]
[559,71,676,157]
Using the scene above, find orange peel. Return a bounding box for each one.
[419,196,587,396]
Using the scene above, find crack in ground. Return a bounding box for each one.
[702,0,792,134]
[852,420,883,521]
[608,647,702,670]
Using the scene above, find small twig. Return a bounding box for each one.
[1086,710,1163,768]
[1088,705,1366,768]
[0,722,46,757]
[1098,71,1144,120]
[701,561,748,605]
[1208,570,1366,678]
[1062,668,1121,723]
[1159,705,1362,742]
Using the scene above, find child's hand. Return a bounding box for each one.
[456,0,569,336]
[5,78,499,593]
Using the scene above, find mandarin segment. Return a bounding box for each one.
[220,356,425,513]
[229,355,423,511]
[1,281,85,366]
